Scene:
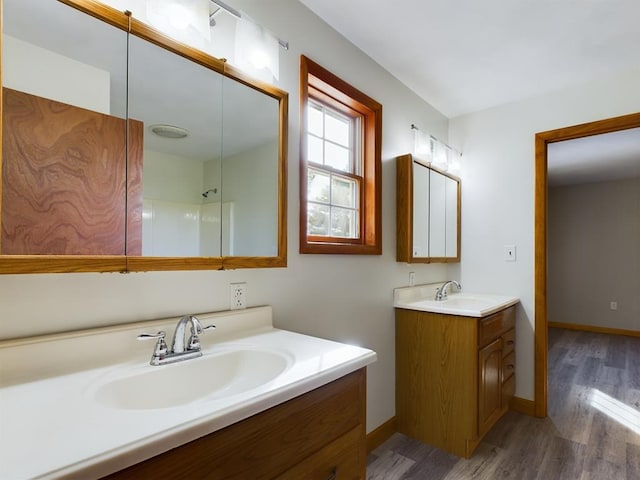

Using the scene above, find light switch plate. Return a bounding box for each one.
[504,245,517,262]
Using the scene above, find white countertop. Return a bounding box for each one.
[394,283,519,317]
[0,307,376,479]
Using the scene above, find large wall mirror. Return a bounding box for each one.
[396,153,460,263]
[0,0,288,273]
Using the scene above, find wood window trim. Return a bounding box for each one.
[300,55,382,255]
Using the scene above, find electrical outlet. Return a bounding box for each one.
[409,272,416,286]
[610,301,618,311]
[230,282,246,310]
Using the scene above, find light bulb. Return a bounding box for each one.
[167,3,191,30]
[249,48,270,70]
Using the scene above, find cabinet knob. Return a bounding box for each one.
[327,467,337,480]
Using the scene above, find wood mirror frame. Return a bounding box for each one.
[396,153,461,263]
[0,0,288,274]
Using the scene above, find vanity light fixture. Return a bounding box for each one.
[411,124,462,173]
[209,0,288,49]
[150,124,189,139]
[146,0,211,48]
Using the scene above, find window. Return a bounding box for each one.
[300,55,382,254]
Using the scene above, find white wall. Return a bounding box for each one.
[449,67,640,400]
[222,141,279,256]
[0,0,452,432]
[548,177,640,331]
[143,150,205,204]
[2,34,111,114]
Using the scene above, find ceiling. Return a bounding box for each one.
[300,0,640,118]
[300,0,640,185]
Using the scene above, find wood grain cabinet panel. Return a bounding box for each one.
[396,305,516,458]
[102,369,367,480]
[478,338,503,437]
[1,88,143,255]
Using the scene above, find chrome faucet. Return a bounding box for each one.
[137,315,216,366]
[435,280,461,301]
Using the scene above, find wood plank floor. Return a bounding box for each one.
[367,328,640,479]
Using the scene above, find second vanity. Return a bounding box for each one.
[394,283,519,458]
[0,307,376,479]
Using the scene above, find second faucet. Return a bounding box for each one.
[435,280,461,301]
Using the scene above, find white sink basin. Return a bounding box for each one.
[92,348,291,410]
[395,292,519,317]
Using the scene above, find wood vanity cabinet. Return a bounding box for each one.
[102,369,366,480]
[395,305,516,458]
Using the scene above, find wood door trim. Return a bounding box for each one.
[533,112,640,418]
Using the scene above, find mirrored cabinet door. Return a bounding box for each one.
[220,76,280,258]
[127,34,224,258]
[396,154,460,263]
[1,0,129,257]
[412,160,430,257]
[429,168,447,257]
[444,174,459,258]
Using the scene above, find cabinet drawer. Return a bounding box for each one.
[478,306,515,347]
[276,426,364,480]
[502,329,515,356]
[502,351,516,383]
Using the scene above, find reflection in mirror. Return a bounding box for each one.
[221,77,280,257]
[445,174,459,258]
[429,169,446,257]
[412,161,429,257]
[0,0,288,273]
[1,0,129,255]
[396,154,460,263]
[127,35,223,257]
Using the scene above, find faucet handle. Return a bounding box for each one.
[137,331,168,362]
[137,331,166,340]
[188,324,216,351]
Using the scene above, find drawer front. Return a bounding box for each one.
[478,306,516,347]
[276,426,364,480]
[502,328,515,356]
[502,350,516,383]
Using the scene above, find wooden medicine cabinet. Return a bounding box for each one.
[0,0,288,274]
[396,153,460,263]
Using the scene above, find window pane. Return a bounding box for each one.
[308,104,323,137]
[308,169,330,203]
[308,135,323,165]
[325,142,350,172]
[331,207,357,238]
[331,176,356,208]
[325,112,350,147]
[308,202,329,236]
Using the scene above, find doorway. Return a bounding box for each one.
[533,112,640,417]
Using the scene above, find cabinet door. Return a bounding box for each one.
[478,338,502,436]
[276,426,364,480]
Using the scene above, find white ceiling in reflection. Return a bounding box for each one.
[2,0,279,161]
